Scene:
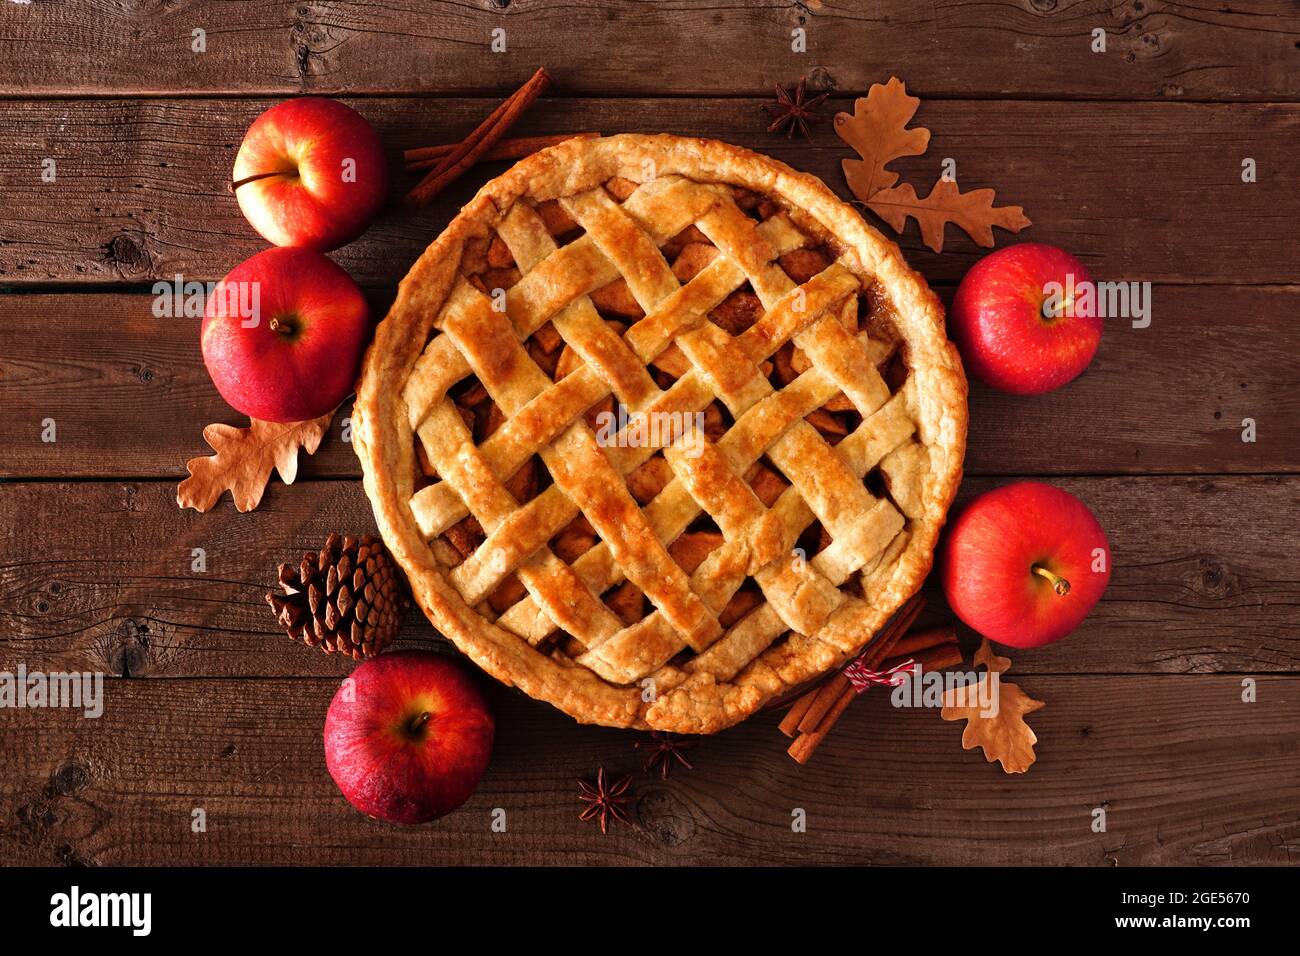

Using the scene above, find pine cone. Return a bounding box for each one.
[266,533,408,659]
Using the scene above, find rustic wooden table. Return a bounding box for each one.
[1,2,1297,867]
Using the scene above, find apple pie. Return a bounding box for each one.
[354,134,966,734]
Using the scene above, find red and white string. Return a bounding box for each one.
[842,657,917,694]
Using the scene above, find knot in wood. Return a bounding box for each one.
[104,233,150,276]
[635,787,695,848]
[52,760,90,796]
[109,619,153,676]
[1194,557,1238,600]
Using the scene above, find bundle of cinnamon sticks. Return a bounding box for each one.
[404,66,598,208]
[780,597,964,764]
[405,67,550,207]
[405,132,600,173]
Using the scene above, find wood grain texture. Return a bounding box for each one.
[0,1,1297,100]
[3,285,1297,479]
[0,98,1296,287]
[1,673,1294,865]
[0,477,1294,679]
[1,0,1294,873]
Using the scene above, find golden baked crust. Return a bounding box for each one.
[354,134,967,734]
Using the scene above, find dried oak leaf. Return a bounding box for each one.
[975,639,1012,675]
[867,178,1031,253]
[176,410,336,513]
[940,639,1044,774]
[835,76,931,202]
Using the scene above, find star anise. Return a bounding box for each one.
[764,77,831,142]
[577,767,635,834]
[636,732,694,779]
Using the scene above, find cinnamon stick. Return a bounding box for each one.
[864,602,926,670]
[889,623,957,658]
[795,624,920,743]
[794,679,846,737]
[812,627,958,736]
[405,67,551,208]
[783,603,970,764]
[789,687,856,765]
[404,132,598,170]
[791,616,933,761]
[779,692,816,738]
[794,595,924,735]
[429,69,547,175]
[892,642,964,673]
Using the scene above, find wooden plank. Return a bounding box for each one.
[0,98,1296,287]
[0,291,367,479]
[0,673,1294,865]
[0,1,1297,100]
[3,285,1297,479]
[0,477,1295,679]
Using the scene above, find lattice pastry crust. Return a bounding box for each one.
[355,134,967,734]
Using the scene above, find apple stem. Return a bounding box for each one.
[408,711,432,734]
[268,314,298,338]
[230,170,284,192]
[1032,565,1071,596]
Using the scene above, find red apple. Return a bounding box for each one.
[950,243,1102,395]
[233,97,388,251]
[324,650,494,825]
[201,246,369,422]
[941,481,1111,649]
